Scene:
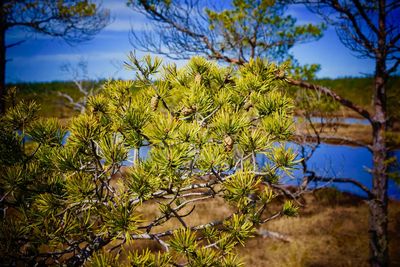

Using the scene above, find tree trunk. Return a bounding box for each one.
[369,1,389,265]
[0,1,6,114]
[369,124,388,267]
[369,76,388,267]
[369,55,388,266]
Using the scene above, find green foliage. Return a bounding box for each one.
[5,100,40,131]
[86,251,119,267]
[127,162,162,201]
[212,109,249,138]
[98,134,128,167]
[0,55,299,265]
[224,172,261,209]
[223,214,255,246]
[126,248,171,266]
[68,113,103,148]
[4,1,110,44]
[265,145,301,176]
[238,129,270,154]
[28,118,66,146]
[99,194,142,241]
[0,120,24,165]
[169,228,198,255]
[282,200,299,217]
[125,52,163,82]
[10,77,400,125]
[252,90,293,117]
[261,112,293,140]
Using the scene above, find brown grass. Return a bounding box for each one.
[112,187,400,267]
[239,189,400,267]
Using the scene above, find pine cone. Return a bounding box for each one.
[275,69,285,79]
[181,106,195,116]
[243,100,252,110]
[194,73,202,84]
[224,134,234,152]
[150,95,160,111]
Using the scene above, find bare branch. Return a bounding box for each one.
[387,58,400,74]
[352,0,379,35]
[310,176,374,198]
[285,77,372,122]
[256,229,292,242]
[5,40,26,49]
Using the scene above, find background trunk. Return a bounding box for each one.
[0,2,6,114]
[369,1,389,264]
[369,63,388,266]
[369,127,388,267]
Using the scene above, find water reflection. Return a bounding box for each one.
[267,143,400,199]
[126,143,400,200]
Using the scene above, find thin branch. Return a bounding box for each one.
[130,211,283,241]
[154,235,170,252]
[256,229,291,242]
[5,40,26,49]
[352,0,379,35]
[325,0,377,54]
[387,58,400,74]
[310,176,374,198]
[285,77,372,122]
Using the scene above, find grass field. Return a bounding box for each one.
[239,188,400,266]
[6,80,104,119]
[102,187,400,266]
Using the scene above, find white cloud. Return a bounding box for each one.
[105,19,153,32]
[102,0,133,16]
[105,20,131,32]
[286,5,322,24]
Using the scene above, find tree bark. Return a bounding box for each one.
[369,72,388,267]
[369,1,389,265]
[370,124,388,267]
[0,1,6,114]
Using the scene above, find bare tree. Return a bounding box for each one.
[287,2,399,266]
[58,59,101,114]
[0,0,111,114]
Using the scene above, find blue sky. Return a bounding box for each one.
[5,0,377,83]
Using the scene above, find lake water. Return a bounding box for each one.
[126,143,400,200]
[259,143,400,200]
[62,123,399,200]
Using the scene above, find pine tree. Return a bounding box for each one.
[1,0,110,114]
[0,56,299,266]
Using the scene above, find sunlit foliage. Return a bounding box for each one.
[0,56,299,265]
